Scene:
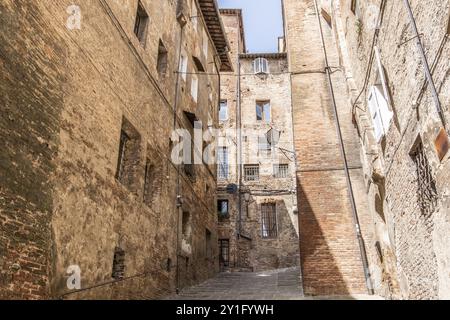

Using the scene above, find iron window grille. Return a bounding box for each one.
[261,203,277,239]
[219,239,230,268]
[112,247,125,280]
[411,142,438,217]
[116,130,130,181]
[274,164,289,178]
[244,165,260,182]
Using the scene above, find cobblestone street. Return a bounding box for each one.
[167,268,381,300]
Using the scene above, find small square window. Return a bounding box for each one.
[253,57,269,74]
[244,165,260,182]
[274,164,289,178]
[134,2,149,46]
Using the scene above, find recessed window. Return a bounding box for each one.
[219,100,228,122]
[218,200,229,219]
[253,57,269,74]
[261,203,277,239]
[179,53,188,81]
[116,118,141,190]
[368,46,393,142]
[112,247,125,280]
[203,31,209,57]
[157,40,168,77]
[191,0,198,31]
[193,56,206,72]
[191,74,198,102]
[411,140,438,217]
[274,164,289,178]
[205,229,212,259]
[258,136,272,156]
[134,1,149,46]
[447,10,450,35]
[218,146,229,180]
[244,164,260,182]
[256,101,271,122]
[143,157,160,207]
[219,239,230,268]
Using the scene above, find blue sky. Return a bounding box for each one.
[218,0,284,53]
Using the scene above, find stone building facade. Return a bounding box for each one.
[327,0,450,299]
[0,0,231,299]
[217,10,300,273]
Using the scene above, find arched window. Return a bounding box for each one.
[253,57,269,74]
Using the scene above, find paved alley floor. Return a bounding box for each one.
[167,268,381,300]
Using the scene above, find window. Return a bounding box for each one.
[134,1,149,46]
[256,101,271,122]
[253,57,269,74]
[218,200,229,219]
[116,118,141,189]
[351,0,360,17]
[203,31,209,57]
[218,147,229,180]
[191,74,198,102]
[219,100,228,122]
[182,211,191,239]
[193,56,206,72]
[143,159,156,206]
[116,130,130,181]
[205,229,212,259]
[447,9,450,35]
[274,164,289,178]
[179,53,188,81]
[258,136,271,156]
[244,165,260,182]
[219,239,230,268]
[321,8,332,28]
[368,46,393,142]
[157,40,168,76]
[112,247,125,280]
[411,140,438,217]
[191,0,198,31]
[261,203,277,239]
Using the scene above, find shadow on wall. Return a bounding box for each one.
[296,178,351,296]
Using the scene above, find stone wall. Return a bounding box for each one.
[1,0,224,299]
[332,0,450,299]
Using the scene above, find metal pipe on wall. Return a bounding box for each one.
[403,0,447,130]
[313,0,374,295]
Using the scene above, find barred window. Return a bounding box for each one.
[133,1,149,46]
[261,203,277,239]
[244,165,260,182]
[411,141,438,216]
[274,164,289,178]
[218,147,229,180]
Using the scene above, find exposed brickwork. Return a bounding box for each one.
[1,0,226,299]
[283,0,369,295]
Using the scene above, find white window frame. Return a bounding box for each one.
[179,53,188,81]
[203,31,209,58]
[253,57,269,74]
[256,101,271,122]
[218,146,229,180]
[191,74,198,103]
[219,100,228,122]
[191,0,198,31]
[368,46,393,142]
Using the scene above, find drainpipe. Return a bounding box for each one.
[173,13,186,294]
[313,0,374,295]
[403,0,447,130]
[236,37,243,268]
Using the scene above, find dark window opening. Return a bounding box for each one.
[411,140,438,217]
[218,200,229,219]
[112,247,125,280]
[157,40,168,76]
[115,118,141,190]
[182,211,191,239]
[205,229,212,259]
[192,56,205,72]
[261,203,277,239]
[134,1,149,46]
[219,239,230,269]
[143,159,156,206]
